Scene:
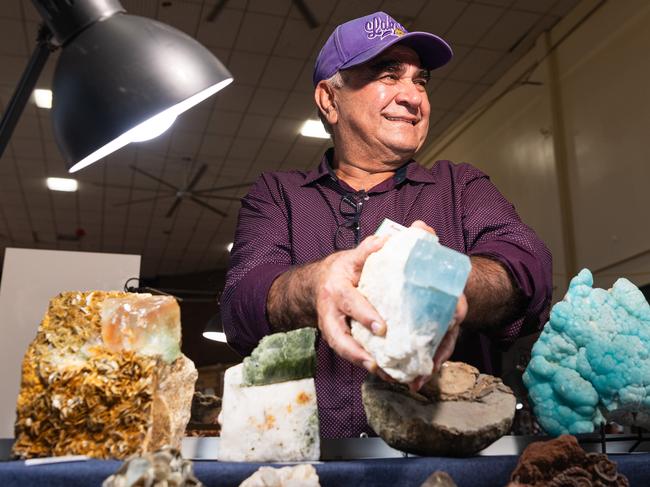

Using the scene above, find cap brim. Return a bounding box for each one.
[338,31,453,73]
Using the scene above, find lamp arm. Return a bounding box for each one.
[123,277,221,303]
[0,25,55,160]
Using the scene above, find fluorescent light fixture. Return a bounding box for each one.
[68,79,232,173]
[33,89,52,109]
[300,119,330,139]
[46,177,78,192]
[202,331,228,343]
[227,242,233,252]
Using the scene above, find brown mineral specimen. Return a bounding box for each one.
[362,361,515,456]
[508,435,629,486]
[190,391,221,425]
[12,291,197,460]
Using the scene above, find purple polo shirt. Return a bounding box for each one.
[222,149,552,438]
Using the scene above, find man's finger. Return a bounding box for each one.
[410,220,437,235]
[454,293,468,324]
[334,286,386,336]
[350,235,388,270]
[408,375,430,393]
[333,334,377,372]
[376,368,396,383]
[433,322,461,371]
[319,310,376,371]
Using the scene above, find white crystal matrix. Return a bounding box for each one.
[218,364,319,462]
[352,220,471,382]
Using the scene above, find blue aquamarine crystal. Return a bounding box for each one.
[523,269,650,436]
[404,237,471,335]
[352,219,471,382]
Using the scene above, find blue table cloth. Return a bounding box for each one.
[1,454,649,486]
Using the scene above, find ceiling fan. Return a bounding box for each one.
[97,164,252,218]
[206,0,319,28]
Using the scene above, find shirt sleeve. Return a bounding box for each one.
[220,174,292,356]
[458,164,553,343]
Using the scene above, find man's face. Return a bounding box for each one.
[332,45,431,163]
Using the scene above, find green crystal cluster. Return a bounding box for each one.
[242,328,317,386]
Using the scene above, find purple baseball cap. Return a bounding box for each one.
[313,11,453,86]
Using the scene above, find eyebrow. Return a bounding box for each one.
[366,58,431,80]
[367,58,403,74]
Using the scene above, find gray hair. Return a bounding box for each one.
[317,71,345,138]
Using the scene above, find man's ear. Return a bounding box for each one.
[314,81,338,126]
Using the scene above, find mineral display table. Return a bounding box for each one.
[1,454,650,487]
[2,436,650,486]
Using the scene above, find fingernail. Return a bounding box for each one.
[371,321,384,335]
[363,360,377,372]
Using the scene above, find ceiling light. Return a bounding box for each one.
[46,177,78,192]
[0,0,233,174]
[300,119,330,139]
[33,89,52,109]
[227,242,234,252]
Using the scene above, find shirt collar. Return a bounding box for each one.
[301,148,436,187]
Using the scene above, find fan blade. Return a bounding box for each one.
[186,164,208,191]
[129,165,178,191]
[197,194,242,201]
[194,181,255,193]
[89,181,164,192]
[206,0,230,22]
[165,197,183,218]
[188,196,227,217]
[114,194,174,207]
[292,0,319,28]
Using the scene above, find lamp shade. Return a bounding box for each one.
[203,311,228,343]
[52,12,233,172]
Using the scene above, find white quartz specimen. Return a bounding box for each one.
[218,364,320,462]
[239,464,320,487]
[352,221,471,383]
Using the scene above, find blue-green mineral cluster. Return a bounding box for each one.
[523,269,650,436]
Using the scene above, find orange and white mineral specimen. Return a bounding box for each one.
[12,291,197,459]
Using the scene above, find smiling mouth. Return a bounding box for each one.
[384,116,418,126]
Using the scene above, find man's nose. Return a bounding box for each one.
[394,80,424,109]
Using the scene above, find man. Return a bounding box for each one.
[222,12,552,438]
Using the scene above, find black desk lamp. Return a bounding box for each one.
[0,0,233,172]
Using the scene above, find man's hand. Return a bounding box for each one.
[315,235,389,373]
[267,234,389,375]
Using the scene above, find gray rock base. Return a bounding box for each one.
[362,362,516,457]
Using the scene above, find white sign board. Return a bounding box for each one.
[0,248,140,439]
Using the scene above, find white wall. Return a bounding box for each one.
[419,0,650,297]
[0,248,140,439]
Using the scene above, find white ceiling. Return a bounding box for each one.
[0,0,580,278]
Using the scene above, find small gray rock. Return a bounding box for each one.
[363,362,516,457]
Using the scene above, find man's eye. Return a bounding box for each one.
[381,73,399,81]
[414,78,428,87]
